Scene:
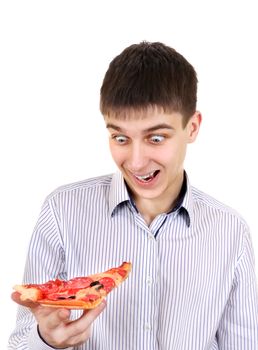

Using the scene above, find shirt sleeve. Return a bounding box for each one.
[8,198,66,349]
[216,227,258,348]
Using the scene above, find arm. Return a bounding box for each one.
[9,295,106,349]
[8,198,106,349]
[216,229,258,349]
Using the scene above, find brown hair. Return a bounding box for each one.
[100,41,198,127]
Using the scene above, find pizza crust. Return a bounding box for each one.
[39,296,104,309]
[13,285,43,302]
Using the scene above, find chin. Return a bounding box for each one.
[134,187,165,201]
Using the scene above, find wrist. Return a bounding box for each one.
[37,325,71,350]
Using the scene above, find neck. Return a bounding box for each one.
[134,172,185,226]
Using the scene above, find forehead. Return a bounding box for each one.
[104,106,184,132]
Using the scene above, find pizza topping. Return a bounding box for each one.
[25,279,63,294]
[99,277,116,293]
[66,277,93,289]
[81,294,100,302]
[13,262,132,309]
[57,295,76,300]
[95,284,104,291]
[109,268,128,278]
[90,281,101,287]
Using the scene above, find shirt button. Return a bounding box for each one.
[146,276,153,285]
[148,234,155,241]
[144,323,151,331]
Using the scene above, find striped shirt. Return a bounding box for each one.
[9,171,258,349]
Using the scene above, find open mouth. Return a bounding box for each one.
[133,170,160,183]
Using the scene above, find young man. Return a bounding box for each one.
[9,42,258,349]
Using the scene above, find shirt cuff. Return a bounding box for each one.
[27,324,73,350]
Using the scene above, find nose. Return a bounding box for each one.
[127,142,149,172]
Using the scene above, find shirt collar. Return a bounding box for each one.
[109,171,130,216]
[109,170,194,227]
[180,173,194,227]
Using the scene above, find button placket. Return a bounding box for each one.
[142,231,158,337]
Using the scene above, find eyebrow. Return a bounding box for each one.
[106,123,174,132]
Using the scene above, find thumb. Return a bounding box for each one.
[58,308,71,322]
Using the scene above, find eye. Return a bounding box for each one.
[149,135,165,144]
[112,135,128,144]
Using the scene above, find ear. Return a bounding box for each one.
[187,111,202,143]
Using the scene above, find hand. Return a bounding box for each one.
[11,291,106,348]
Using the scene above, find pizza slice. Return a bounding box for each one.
[13,262,132,309]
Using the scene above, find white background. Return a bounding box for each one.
[1,0,257,347]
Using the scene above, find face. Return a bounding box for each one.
[105,107,201,206]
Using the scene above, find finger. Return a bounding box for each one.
[81,300,107,325]
[65,300,106,338]
[43,308,71,329]
[58,308,71,323]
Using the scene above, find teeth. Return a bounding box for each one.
[135,171,156,180]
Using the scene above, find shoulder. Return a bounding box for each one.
[191,186,249,229]
[45,174,114,201]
